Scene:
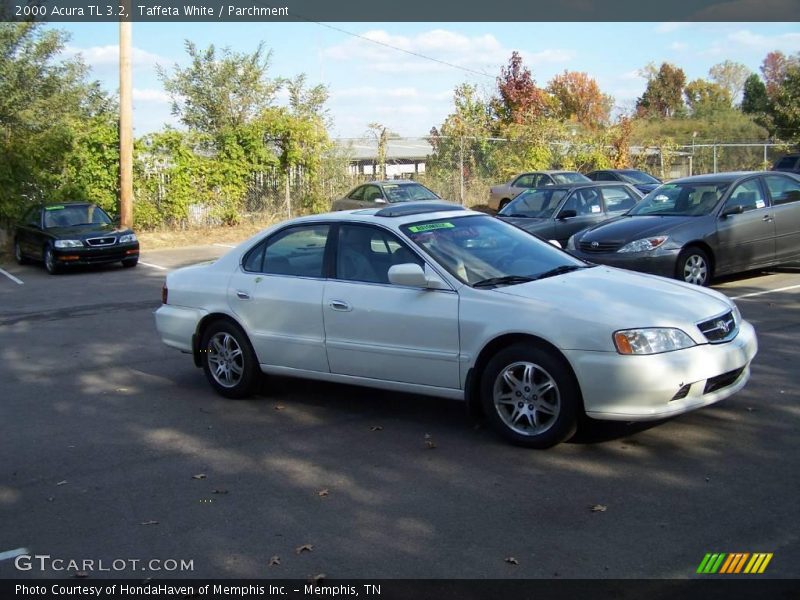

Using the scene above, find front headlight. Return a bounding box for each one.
[119,233,137,243]
[617,236,668,253]
[613,328,695,355]
[731,302,742,326]
[54,239,83,248]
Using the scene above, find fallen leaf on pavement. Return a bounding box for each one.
[56,481,68,486]
[274,405,285,411]
[269,556,280,566]
[370,426,383,431]
[504,557,519,565]
[140,520,159,525]
[192,474,207,480]
[212,489,229,495]
[590,504,607,512]
[424,433,437,449]
[310,573,326,582]
[318,489,329,497]
[295,544,314,555]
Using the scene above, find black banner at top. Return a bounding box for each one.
[1,0,800,22]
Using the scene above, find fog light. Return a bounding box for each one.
[671,384,692,401]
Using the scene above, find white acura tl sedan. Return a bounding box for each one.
[155,202,758,448]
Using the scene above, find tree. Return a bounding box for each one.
[546,70,613,128]
[741,74,770,115]
[771,63,800,142]
[0,23,114,225]
[760,51,796,99]
[636,62,687,118]
[708,60,750,105]
[494,51,551,124]
[684,79,733,117]
[158,41,280,136]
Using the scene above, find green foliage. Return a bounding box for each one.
[771,64,800,143]
[684,79,733,118]
[636,62,687,118]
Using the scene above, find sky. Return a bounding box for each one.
[53,21,800,139]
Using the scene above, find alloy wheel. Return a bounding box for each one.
[206,332,245,388]
[492,361,561,436]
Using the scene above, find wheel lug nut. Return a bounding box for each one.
[515,391,521,397]
[517,402,523,408]
[525,387,530,392]
[528,404,534,410]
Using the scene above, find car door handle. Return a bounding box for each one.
[328,300,352,312]
[236,290,250,300]
[762,215,773,222]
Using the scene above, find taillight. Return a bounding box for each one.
[161,284,168,304]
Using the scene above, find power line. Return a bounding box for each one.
[305,20,496,80]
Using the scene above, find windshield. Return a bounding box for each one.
[499,188,568,218]
[43,204,113,228]
[384,183,439,202]
[627,182,730,217]
[620,170,660,185]
[552,172,591,184]
[401,214,586,286]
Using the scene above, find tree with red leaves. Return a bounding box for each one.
[494,51,551,124]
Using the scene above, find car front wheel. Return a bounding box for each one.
[44,246,60,275]
[677,247,711,286]
[481,343,579,448]
[200,320,260,399]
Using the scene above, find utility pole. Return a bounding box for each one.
[119,17,133,228]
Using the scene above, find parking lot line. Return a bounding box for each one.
[732,283,800,301]
[139,261,168,271]
[0,268,23,285]
[0,547,29,561]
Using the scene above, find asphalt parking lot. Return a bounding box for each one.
[0,244,798,579]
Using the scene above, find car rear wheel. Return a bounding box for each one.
[200,320,260,399]
[677,247,711,286]
[44,246,60,275]
[481,343,579,448]
[121,257,138,268]
[14,240,28,265]
[498,199,511,212]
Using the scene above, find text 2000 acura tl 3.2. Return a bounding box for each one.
[155,203,757,448]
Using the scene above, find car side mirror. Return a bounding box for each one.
[721,204,744,218]
[388,263,445,289]
[557,209,577,220]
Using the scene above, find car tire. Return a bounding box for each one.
[481,342,579,448]
[200,320,260,399]
[14,239,28,265]
[677,247,711,286]
[121,257,138,268]
[44,245,60,275]
[498,199,511,212]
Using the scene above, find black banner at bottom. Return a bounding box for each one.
[3,579,800,600]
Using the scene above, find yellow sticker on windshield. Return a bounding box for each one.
[408,222,455,233]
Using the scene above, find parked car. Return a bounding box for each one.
[771,153,800,174]
[497,182,643,247]
[567,171,800,286]
[155,202,756,449]
[13,202,139,274]
[488,171,591,212]
[586,169,662,194]
[332,180,441,210]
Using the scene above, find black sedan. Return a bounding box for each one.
[586,169,662,194]
[567,171,800,286]
[496,182,643,247]
[14,202,140,274]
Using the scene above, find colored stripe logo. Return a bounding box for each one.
[697,553,773,574]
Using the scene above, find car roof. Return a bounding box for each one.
[42,201,94,207]
[518,182,634,192]
[359,180,427,186]
[665,171,762,185]
[281,202,481,228]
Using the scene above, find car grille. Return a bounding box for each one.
[697,311,737,343]
[578,240,623,253]
[86,236,117,247]
[704,367,745,394]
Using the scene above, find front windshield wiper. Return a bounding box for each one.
[530,264,590,281]
[473,275,536,288]
[504,213,531,218]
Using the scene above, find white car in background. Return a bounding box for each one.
[155,202,757,448]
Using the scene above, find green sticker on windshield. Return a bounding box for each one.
[45,205,65,210]
[408,222,455,233]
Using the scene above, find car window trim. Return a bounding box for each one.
[719,176,771,216]
[239,221,333,279]
[764,173,800,206]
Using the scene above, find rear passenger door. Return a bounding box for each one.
[764,174,800,263]
[227,224,332,372]
[715,178,776,273]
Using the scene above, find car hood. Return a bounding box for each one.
[578,215,695,243]
[493,266,732,346]
[497,216,549,232]
[46,224,134,239]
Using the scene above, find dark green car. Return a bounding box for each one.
[13,202,140,274]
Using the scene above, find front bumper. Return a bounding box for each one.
[565,320,758,421]
[53,243,140,266]
[569,247,679,278]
